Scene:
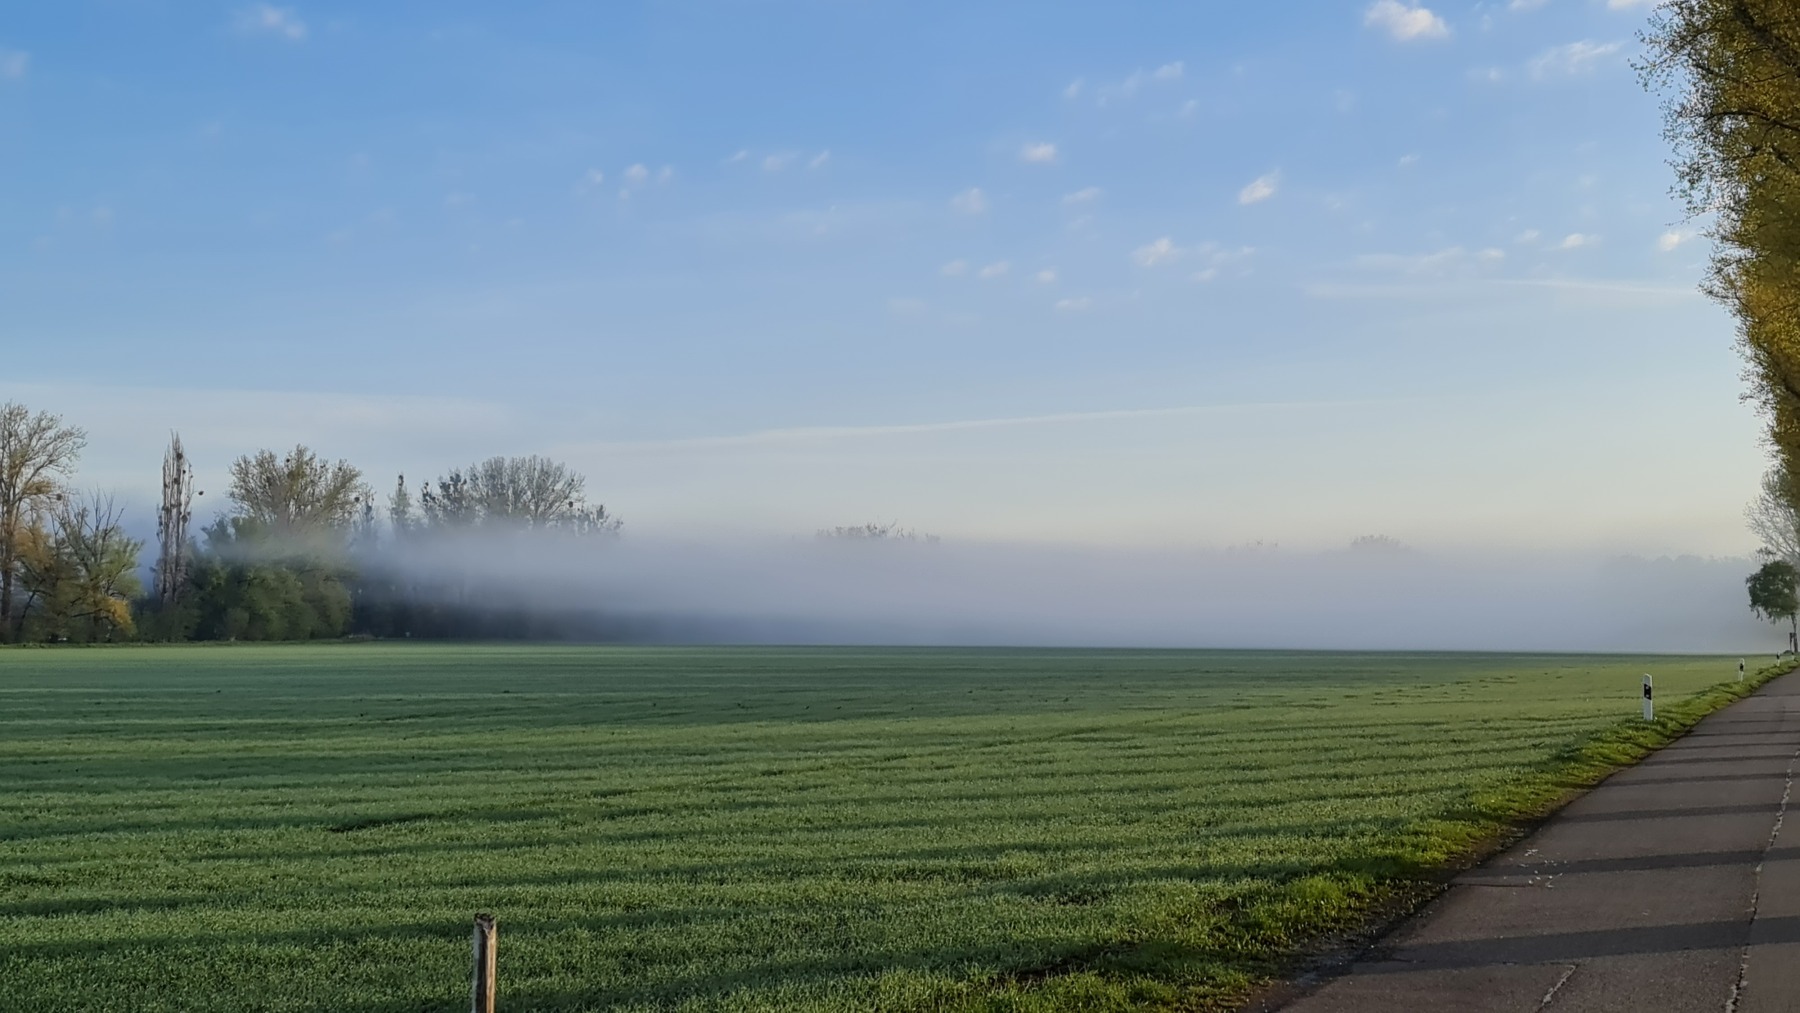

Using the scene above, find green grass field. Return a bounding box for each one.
[0,645,1774,1012]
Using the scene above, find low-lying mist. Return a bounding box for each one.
[360,533,1776,653]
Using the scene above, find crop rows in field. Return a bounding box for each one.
[0,646,1753,1011]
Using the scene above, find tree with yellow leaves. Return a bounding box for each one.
[1644,2,1800,478]
[18,493,144,642]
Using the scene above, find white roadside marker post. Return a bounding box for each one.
[1643,674,1654,722]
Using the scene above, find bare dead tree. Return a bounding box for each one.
[155,433,198,605]
[1748,465,1800,567]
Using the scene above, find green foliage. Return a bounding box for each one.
[0,646,1778,1012]
[174,518,354,641]
[1645,3,1800,476]
[15,494,142,642]
[1747,557,1800,629]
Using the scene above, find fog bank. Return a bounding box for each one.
[373,535,1777,653]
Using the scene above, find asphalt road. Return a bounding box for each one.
[1270,672,1800,1012]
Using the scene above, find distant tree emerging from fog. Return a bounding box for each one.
[227,446,370,537]
[817,522,939,543]
[1347,535,1412,555]
[420,456,620,533]
[1748,557,1800,650]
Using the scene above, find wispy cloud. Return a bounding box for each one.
[951,187,988,215]
[978,260,1011,280]
[1559,232,1600,249]
[1054,297,1093,312]
[1238,172,1280,205]
[1133,237,1182,267]
[1364,1,1449,42]
[1529,40,1625,79]
[1062,186,1102,205]
[808,151,831,170]
[1190,244,1256,283]
[1020,142,1059,164]
[1084,62,1189,104]
[1353,246,1505,275]
[763,152,797,172]
[1657,229,1698,252]
[624,164,650,185]
[940,260,969,277]
[0,48,28,79]
[235,4,308,41]
[1036,268,1058,284]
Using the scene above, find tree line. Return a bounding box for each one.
[1645,4,1800,642]
[0,401,620,644]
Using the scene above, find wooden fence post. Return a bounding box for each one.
[472,914,497,1013]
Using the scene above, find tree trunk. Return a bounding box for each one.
[0,539,13,642]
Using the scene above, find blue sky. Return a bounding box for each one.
[0,0,1763,552]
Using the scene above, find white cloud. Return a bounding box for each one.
[1054,297,1093,312]
[809,151,831,170]
[951,188,988,215]
[624,164,650,185]
[1090,64,1187,104]
[1398,153,1420,168]
[657,165,674,184]
[1515,229,1541,244]
[1020,142,1059,164]
[1238,172,1280,205]
[1063,78,1084,100]
[1134,237,1182,267]
[1469,66,1507,84]
[1190,244,1256,283]
[584,169,605,187]
[725,150,750,165]
[1354,246,1505,274]
[763,153,795,172]
[1510,0,1548,10]
[1364,1,1450,41]
[1607,0,1655,7]
[236,4,307,41]
[1062,186,1102,205]
[1036,268,1058,284]
[1559,232,1599,249]
[978,260,1011,279]
[0,49,28,80]
[1657,229,1697,252]
[1529,40,1625,80]
[940,260,969,277]
[887,297,927,315]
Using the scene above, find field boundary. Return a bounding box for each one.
[1226,657,1800,1013]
